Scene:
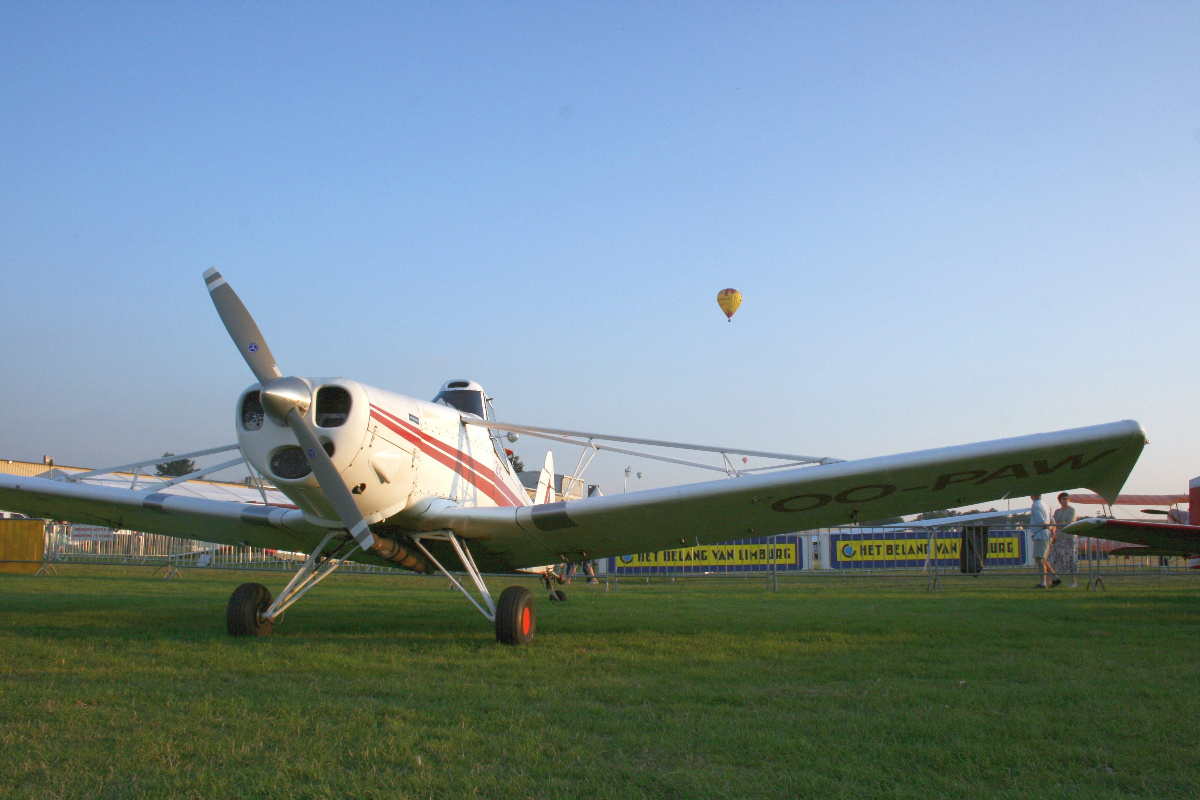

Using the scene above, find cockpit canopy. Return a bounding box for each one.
[432,379,488,419]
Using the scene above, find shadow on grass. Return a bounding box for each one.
[3,568,1197,651]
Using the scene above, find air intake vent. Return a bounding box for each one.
[241,391,264,431]
[270,447,311,479]
[315,386,351,428]
[447,380,470,389]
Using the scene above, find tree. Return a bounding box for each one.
[155,452,197,478]
[861,516,905,526]
[509,454,525,473]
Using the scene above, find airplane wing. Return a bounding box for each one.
[0,420,1147,574]
[880,507,1032,529]
[1061,517,1200,555]
[1108,546,1188,557]
[412,420,1147,569]
[0,472,338,557]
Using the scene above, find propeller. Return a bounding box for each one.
[203,269,374,548]
[202,270,282,386]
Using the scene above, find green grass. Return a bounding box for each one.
[1,567,1198,799]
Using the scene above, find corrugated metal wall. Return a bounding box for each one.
[0,460,59,478]
[0,519,45,574]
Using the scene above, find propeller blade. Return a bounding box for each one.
[286,408,375,547]
[203,269,283,385]
[203,269,381,553]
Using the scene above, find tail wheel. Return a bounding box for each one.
[554,589,567,602]
[495,585,536,645]
[227,582,274,637]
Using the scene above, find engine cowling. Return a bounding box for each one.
[235,378,420,526]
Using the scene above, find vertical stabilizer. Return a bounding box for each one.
[1189,476,1200,525]
[534,452,556,505]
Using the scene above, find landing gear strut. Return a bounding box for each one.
[224,528,537,644]
[226,531,359,638]
[410,530,537,645]
[541,567,567,602]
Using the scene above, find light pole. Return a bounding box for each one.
[623,467,642,493]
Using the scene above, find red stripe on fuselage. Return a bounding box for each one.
[371,409,508,505]
[369,404,524,507]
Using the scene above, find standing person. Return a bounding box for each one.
[1050,492,1078,588]
[563,560,599,585]
[1030,493,1060,588]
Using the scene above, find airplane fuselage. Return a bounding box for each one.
[235,378,530,529]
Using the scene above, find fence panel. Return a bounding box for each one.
[26,522,1199,581]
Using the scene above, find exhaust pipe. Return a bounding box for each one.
[368,534,430,573]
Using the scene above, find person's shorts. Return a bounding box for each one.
[1032,538,1050,560]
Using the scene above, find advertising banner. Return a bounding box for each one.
[70,525,115,542]
[826,529,1026,569]
[608,535,805,574]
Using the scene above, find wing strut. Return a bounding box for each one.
[466,419,834,480]
[563,441,600,499]
[465,418,839,465]
[63,444,242,483]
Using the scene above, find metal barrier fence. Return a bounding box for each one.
[807,525,1194,577]
[24,521,1199,583]
[606,526,1196,575]
[601,526,1197,595]
[36,524,406,578]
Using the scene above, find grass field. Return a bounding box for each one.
[1,566,1198,799]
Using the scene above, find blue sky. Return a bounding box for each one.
[1,2,1198,498]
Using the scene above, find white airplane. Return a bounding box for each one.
[0,271,1149,644]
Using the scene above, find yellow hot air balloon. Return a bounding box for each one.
[717,288,742,321]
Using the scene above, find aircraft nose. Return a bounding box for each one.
[261,377,312,423]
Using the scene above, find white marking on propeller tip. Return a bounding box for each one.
[350,520,372,541]
[207,276,228,291]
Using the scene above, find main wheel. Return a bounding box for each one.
[227,582,274,637]
[495,585,536,645]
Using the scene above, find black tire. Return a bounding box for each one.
[495,585,536,645]
[554,589,568,602]
[227,582,274,637]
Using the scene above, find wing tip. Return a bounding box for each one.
[1084,420,1148,505]
[203,269,226,291]
[1122,418,1148,442]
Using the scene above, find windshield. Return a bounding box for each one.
[432,389,486,418]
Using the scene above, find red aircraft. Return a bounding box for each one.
[1062,479,1200,567]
